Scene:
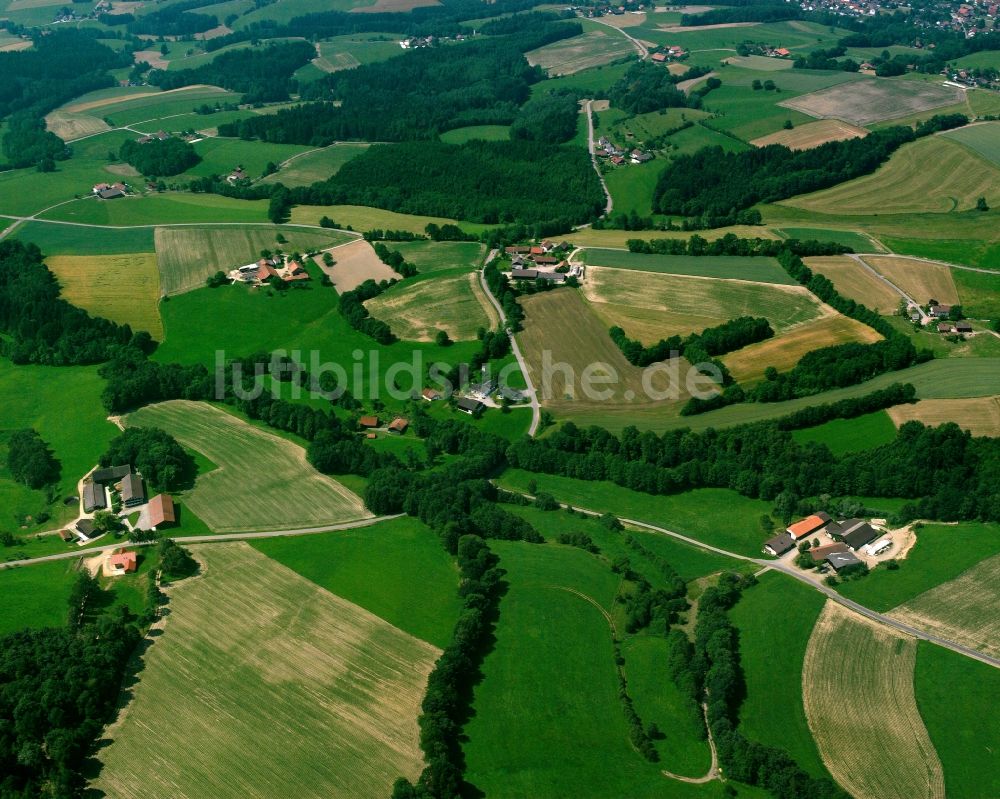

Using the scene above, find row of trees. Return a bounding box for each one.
[338,278,398,344]
[0,240,156,365]
[609,315,773,369]
[624,233,851,258]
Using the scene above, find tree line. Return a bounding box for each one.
[652,114,969,217]
[609,315,773,369]
[338,278,398,344]
[681,4,802,25]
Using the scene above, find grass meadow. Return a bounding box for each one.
[41,193,270,226]
[439,125,511,143]
[13,222,154,255]
[952,268,1000,318]
[802,255,901,312]
[729,572,830,779]
[837,522,1000,611]
[312,34,403,72]
[583,249,792,284]
[915,642,1000,799]
[291,203,491,236]
[251,516,460,647]
[802,602,944,799]
[391,240,486,271]
[47,254,164,339]
[604,162,663,217]
[941,121,1000,167]
[780,228,878,252]
[258,142,371,187]
[126,401,370,532]
[526,28,635,75]
[0,559,79,635]
[94,542,439,799]
[183,137,312,181]
[790,410,898,456]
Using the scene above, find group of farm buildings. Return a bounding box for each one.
[764,512,892,571]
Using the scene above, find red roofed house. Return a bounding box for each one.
[774,47,791,57]
[651,52,667,63]
[359,415,380,429]
[147,494,176,530]
[282,261,310,282]
[108,548,137,575]
[256,260,280,283]
[388,417,409,434]
[422,387,442,401]
[786,512,831,541]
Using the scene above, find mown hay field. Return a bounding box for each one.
[782,137,1000,215]
[46,254,163,339]
[722,313,882,383]
[558,225,781,249]
[750,118,868,150]
[126,401,369,532]
[723,54,793,71]
[941,120,1000,166]
[365,272,497,341]
[582,265,825,342]
[320,238,400,291]
[291,203,491,236]
[584,249,794,284]
[314,34,402,70]
[43,110,110,141]
[802,602,945,799]
[779,77,962,126]
[891,553,1000,659]
[392,240,486,272]
[258,143,370,187]
[526,29,635,75]
[864,255,961,306]
[803,255,901,312]
[154,225,354,295]
[94,543,438,799]
[887,396,1000,437]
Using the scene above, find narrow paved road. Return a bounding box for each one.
[590,16,649,59]
[847,254,928,323]
[0,515,402,571]
[504,488,1000,670]
[585,99,613,217]
[479,251,541,436]
[854,251,1000,276]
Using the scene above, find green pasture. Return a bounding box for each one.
[0,559,79,636]
[259,143,371,187]
[314,33,402,71]
[953,269,1000,319]
[942,121,1000,167]
[439,125,511,143]
[532,59,634,97]
[41,193,269,225]
[790,410,898,456]
[837,522,1000,611]
[778,227,877,252]
[583,249,792,284]
[701,83,815,142]
[604,162,663,217]
[390,240,486,272]
[882,236,1000,272]
[291,204,491,236]
[252,517,461,647]
[100,89,242,127]
[184,137,313,180]
[13,222,154,255]
[667,121,752,157]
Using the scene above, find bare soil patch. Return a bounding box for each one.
[887,397,1000,437]
[751,118,868,150]
[315,239,400,292]
[134,50,169,70]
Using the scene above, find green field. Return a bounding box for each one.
[526,28,635,76]
[952,268,1000,319]
[583,249,793,284]
[12,222,154,255]
[837,522,1000,611]
[126,401,370,532]
[604,162,663,217]
[0,360,118,531]
[390,240,486,271]
[154,224,354,295]
[96,88,242,127]
[915,642,1000,799]
[533,59,633,97]
[312,33,403,72]
[439,125,511,143]
[941,121,1000,167]
[0,559,80,635]
[730,572,831,779]
[94,542,439,799]
[291,203,491,236]
[778,227,878,252]
[251,517,461,647]
[258,143,371,187]
[41,193,269,226]
[791,410,898,456]
[183,137,313,181]
[499,469,774,557]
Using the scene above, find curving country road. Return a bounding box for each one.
[589,15,649,59]
[0,515,403,571]
[479,250,541,436]
[585,99,614,217]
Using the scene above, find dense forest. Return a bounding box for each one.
[119,138,201,177]
[0,241,154,365]
[151,41,315,103]
[510,91,580,144]
[287,140,604,224]
[610,316,773,369]
[681,4,802,24]
[127,0,218,36]
[652,115,968,216]
[608,61,695,114]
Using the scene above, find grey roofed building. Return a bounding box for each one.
[809,542,849,563]
[82,481,106,512]
[120,473,146,507]
[92,464,131,484]
[842,522,879,551]
[763,532,795,556]
[98,187,125,199]
[510,268,538,280]
[826,551,863,572]
[456,397,485,414]
[536,272,566,283]
[75,518,96,539]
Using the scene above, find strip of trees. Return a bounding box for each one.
[609,316,773,369]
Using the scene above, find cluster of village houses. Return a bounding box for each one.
[764,512,892,573]
[505,240,582,283]
[229,254,311,287]
[596,136,654,167]
[62,464,178,575]
[650,46,688,64]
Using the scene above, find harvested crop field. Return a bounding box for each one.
[750,118,868,150]
[43,110,110,141]
[803,602,945,799]
[723,54,793,71]
[94,542,438,799]
[365,272,497,341]
[526,29,635,75]
[582,265,824,342]
[887,396,1000,437]
[722,313,882,383]
[941,120,1000,166]
[155,225,353,295]
[782,137,1000,215]
[864,256,960,306]
[318,238,400,292]
[657,21,760,31]
[779,78,962,126]
[126,401,369,532]
[46,253,163,339]
[803,256,901,312]
[890,553,1000,659]
[350,0,440,12]
[584,249,794,284]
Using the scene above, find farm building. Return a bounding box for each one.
[59,528,75,542]
[810,542,849,563]
[763,532,795,556]
[120,473,146,508]
[833,519,880,552]
[786,512,832,541]
[826,551,863,573]
[388,417,409,434]
[511,268,539,280]
[456,397,485,415]
[359,415,380,429]
[863,537,893,556]
[422,387,443,401]
[74,519,97,542]
[108,548,138,575]
[929,304,952,319]
[92,464,131,484]
[147,494,176,530]
[955,321,973,334]
[83,481,106,512]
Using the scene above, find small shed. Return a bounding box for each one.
[359,415,380,429]
[826,551,863,573]
[456,397,485,415]
[763,532,795,556]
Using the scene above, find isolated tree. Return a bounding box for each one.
[7,429,59,489]
[435,329,452,347]
[977,196,990,212]
[159,538,197,579]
